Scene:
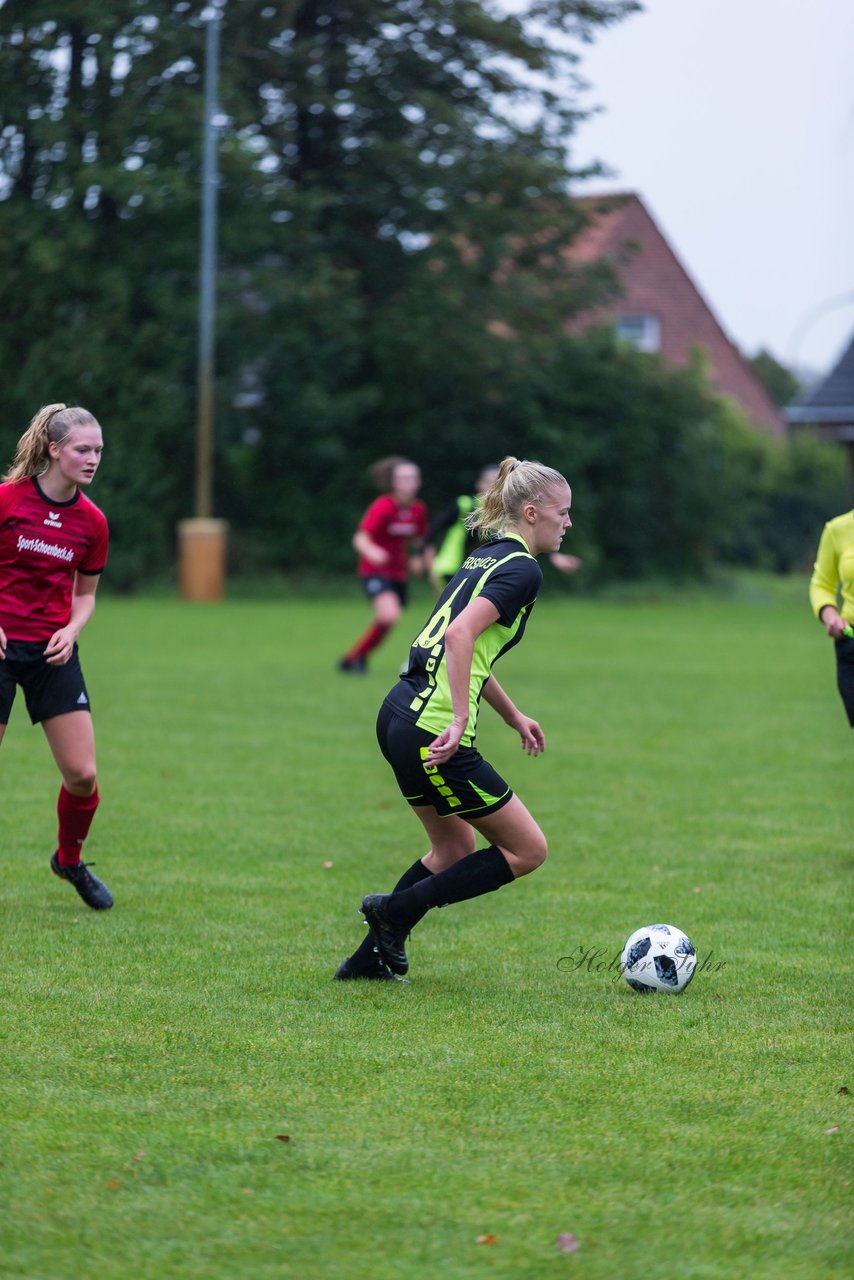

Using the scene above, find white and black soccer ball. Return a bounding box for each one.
[621,923,696,994]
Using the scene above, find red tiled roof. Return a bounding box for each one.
[567,193,784,436]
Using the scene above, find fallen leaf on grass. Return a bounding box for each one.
[476,1235,497,1245]
[132,1152,146,1161]
[555,1233,580,1254]
[274,1134,291,1143]
[105,1180,121,1190]
[825,1126,840,1134]
[322,861,334,869]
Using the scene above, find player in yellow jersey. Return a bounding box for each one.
[809,508,854,726]
[335,457,573,980]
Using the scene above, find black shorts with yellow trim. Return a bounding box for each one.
[376,701,513,819]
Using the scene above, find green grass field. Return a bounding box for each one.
[0,580,851,1279]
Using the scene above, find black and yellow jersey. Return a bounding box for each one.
[384,531,542,745]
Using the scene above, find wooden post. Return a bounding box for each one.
[178,518,227,601]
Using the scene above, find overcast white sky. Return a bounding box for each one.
[566,0,854,379]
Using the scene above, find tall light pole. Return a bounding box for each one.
[196,5,220,520]
[179,4,227,600]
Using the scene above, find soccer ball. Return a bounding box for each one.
[621,923,696,994]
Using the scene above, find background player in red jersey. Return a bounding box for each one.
[338,455,428,674]
[0,403,113,909]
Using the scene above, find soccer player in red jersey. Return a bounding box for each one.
[338,456,429,674]
[0,403,113,909]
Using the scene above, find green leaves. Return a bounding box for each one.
[3,1,823,588]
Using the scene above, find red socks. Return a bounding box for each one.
[56,785,100,867]
[347,621,391,661]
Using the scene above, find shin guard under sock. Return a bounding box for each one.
[57,785,100,867]
[383,845,515,930]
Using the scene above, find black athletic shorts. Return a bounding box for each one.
[376,700,513,818]
[361,575,408,606]
[0,640,92,726]
[835,633,854,727]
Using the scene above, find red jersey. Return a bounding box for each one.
[357,495,428,581]
[0,477,109,641]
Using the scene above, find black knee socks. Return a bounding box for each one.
[383,845,515,930]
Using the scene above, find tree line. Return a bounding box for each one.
[0,1,846,589]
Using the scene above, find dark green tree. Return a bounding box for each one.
[0,1,230,584]
[750,347,802,408]
[16,2,831,589]
[216,0,638,567]
[0,0,642,582]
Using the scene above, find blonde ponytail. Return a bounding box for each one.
[3,404,99,483]
[468,455,567,541]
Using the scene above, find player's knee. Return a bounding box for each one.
[377,602,401,627]
[513,831,547,874]
[373,591,402,627]
[64,766,97,795]
[527,833,548,870]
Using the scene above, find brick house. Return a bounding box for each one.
[785,330,854,484]
[568,193,785,436]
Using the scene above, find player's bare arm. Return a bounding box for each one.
[352,529,389,566]
[44,573,100,666]
[481,675,545,756]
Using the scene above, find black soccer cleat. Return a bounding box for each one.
[50,851,114,910]
[333,948,397,982]
[338,655,367,675]
[360,894,409,975]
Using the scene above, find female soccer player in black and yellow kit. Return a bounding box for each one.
[335,456,572,980]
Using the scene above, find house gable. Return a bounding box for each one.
[786,331,854,431]
[568,193,785,436]
[785,329,854,482]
